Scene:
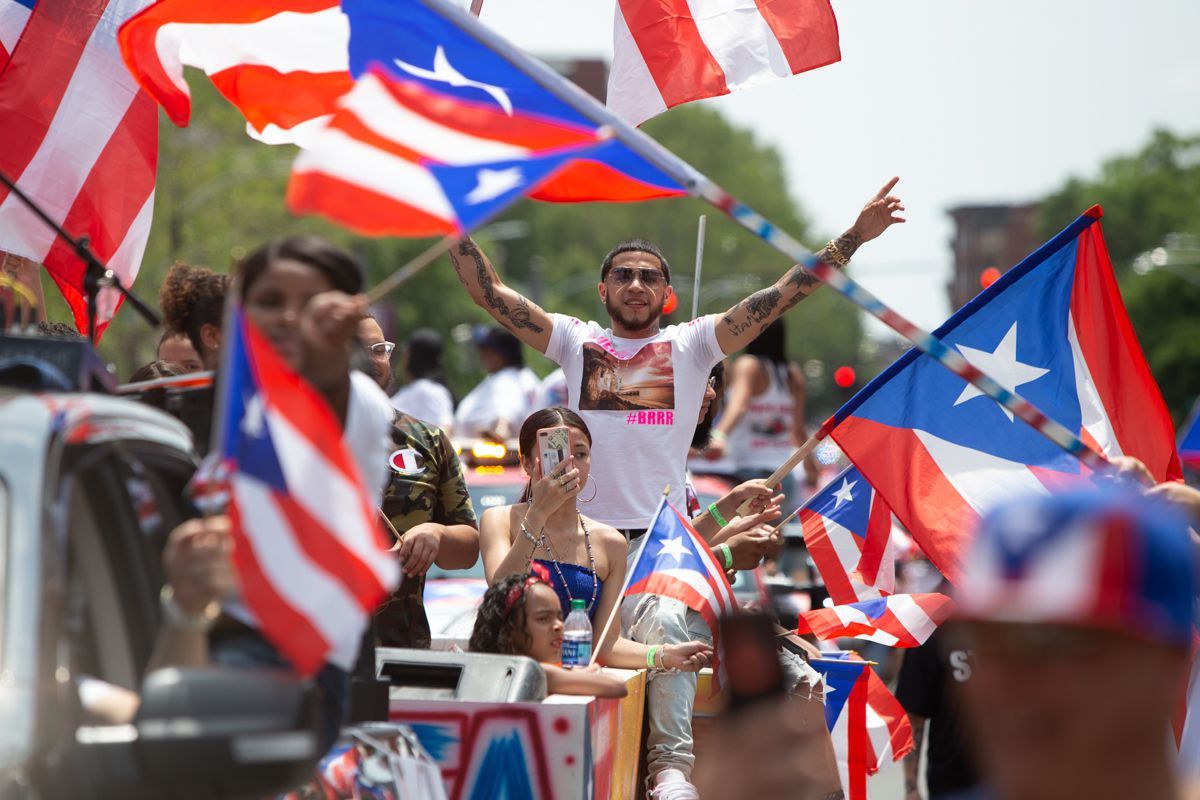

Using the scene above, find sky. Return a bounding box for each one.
[476,0,1200,335]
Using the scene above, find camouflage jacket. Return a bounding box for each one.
[375,411,477,648]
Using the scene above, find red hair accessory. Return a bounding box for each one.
[504,563,552,614]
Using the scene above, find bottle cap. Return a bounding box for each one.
[570,599,586,610]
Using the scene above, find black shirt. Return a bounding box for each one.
[894,627,980,798]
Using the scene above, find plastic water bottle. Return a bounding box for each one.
[561,599,592,669]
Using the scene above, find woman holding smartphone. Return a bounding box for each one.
[479,407,711,672]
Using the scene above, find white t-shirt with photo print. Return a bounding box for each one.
[545,313,723,529]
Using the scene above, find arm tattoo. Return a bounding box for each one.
[455,239,545,334]
[721,287,780,339]
[784,262,820,293]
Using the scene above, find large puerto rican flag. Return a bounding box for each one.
[822,207,1181,580]
[119,0,688,237]
[218,305,399,675]
[799,465,895,605]
[0,0,157,336]
[608,0,841,126]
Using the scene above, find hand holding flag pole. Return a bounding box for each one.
[736,432,824,515]
[402,0,1111,477]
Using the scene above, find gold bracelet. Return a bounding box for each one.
[823,239,849,268]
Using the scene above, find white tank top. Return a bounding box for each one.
[727,360,795,472]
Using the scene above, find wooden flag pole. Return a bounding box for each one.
[690,215,706,319]
[469,0,485,15]
[366,236,457,304]
[736,432,822,516]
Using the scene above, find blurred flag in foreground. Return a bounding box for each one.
[823,208,1181,580]
[626,498,736,689]
[813,655,913,800]
[0,0,156,336]
[608,0,841,126]
[216,306,399,675]
[800,465,895,604]
[797,593,954,648]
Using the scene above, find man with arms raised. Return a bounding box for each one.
[450,178,904,533]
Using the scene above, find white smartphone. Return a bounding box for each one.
[537,425,570,478]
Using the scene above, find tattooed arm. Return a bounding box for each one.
[449,236,554,353]
[714,177,905,355]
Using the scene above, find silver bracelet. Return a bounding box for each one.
[160,585,219,632]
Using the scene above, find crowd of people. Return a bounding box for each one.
[7,173,1200,800]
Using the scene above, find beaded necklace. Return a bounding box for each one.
[535,511,599,616]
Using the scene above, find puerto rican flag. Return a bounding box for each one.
[800,465,895,605]
[813,655,913,800]
[797,593,954,648]
[217,305,399,675]
[119,0,687,237]
[626,498,737,688]
[0,0,157,336]
[0,0,33,66]
[608,0,841,126]
[823,207,1181,581]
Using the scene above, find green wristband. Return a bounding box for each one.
[707,501,729,528]
[716,543,733,570]
[647,645,659,670]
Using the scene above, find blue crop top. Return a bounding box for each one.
[533,559,602,622]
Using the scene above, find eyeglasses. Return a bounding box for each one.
[368,341,396,357]
[608,266,666,287]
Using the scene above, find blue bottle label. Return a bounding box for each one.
[561,637,592,668]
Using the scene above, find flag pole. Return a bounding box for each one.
[690,214,706,320]
[365,235,457,304]
[736,431,824,515]
[586,486,670,667]
[418,0,1112,475]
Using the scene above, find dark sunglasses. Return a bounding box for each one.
[608,266,666,287]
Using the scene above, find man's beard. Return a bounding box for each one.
[604,294,664,334]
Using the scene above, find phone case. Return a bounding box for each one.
[538,426,570,475]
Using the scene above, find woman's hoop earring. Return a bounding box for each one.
[579,475,598,504]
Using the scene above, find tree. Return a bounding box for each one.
[1037,129,1200,423]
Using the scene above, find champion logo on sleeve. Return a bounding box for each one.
[389,448,423,475]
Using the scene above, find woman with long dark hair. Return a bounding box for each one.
[478,407,711,672]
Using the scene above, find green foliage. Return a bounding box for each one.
[91,79,863,403]
[1037,129,1200,423]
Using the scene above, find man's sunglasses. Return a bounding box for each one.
[608,266,666,287]
[368,341,396,356]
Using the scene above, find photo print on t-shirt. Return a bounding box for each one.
[579,341,675,411]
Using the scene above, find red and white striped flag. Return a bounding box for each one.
[0,0,34,66]
[608,0,842,126]
[118,0,352,144]
[0,0,157,336]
